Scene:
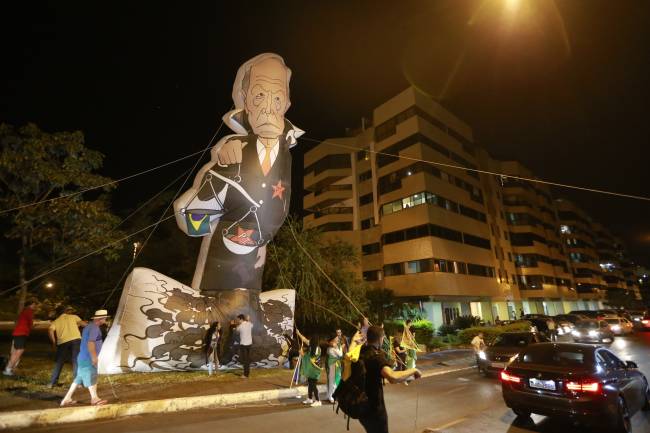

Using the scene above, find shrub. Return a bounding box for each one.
[411,319,434,342]
[437,323,457,336]
[457,321,533,345]
[452,315,481,330]
[383,320,402,337]
[426,336,445,350]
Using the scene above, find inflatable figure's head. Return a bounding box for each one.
[232,53,292,139]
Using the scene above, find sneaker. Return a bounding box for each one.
[310,400,322,407]
[302,399,313,405]
[2,368,13,376]
[328,397,335,404]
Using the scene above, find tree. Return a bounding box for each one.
[604,288,644,311]
[366,288,402,324]
[0,123,124,312]
[263,217,368,329]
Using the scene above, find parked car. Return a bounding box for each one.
[571,320,615,343]
[501,343,650,433]
[569,310,599,319]
[627,310,647,328]
[555,313,588,325]
[604,317,634,335]
[552,316,575,336]
[477,332,550,376]
[639,314,650,331]
[598,309,623,319]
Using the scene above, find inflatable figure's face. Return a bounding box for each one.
[243,57,290,139]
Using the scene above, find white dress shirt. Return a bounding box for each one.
[256,139,279,168]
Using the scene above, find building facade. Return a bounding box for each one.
[303,87,637,328]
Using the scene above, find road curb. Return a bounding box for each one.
[0,363,475,430]
[0,384,325,430]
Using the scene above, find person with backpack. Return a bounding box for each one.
[335,326,421,433]
[301,334,322,407]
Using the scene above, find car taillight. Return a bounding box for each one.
[642,319,650,325]
[500,371,522,383]
[566,380,600,393]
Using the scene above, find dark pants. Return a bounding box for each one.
[240,344,251,377]
[50,339,81,385]
[359,409,389,433]
[307,378,319,401]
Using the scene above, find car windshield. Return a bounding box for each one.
[493,333,532,347]
[520,345,593,366]
[577,320,599,329]
[605,319,619,324]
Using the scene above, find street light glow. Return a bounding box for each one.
[504,0,521,12]
[45,282,54,289]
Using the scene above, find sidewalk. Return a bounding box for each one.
[0,349,476,430]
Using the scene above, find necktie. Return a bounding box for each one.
[261,144,273,176]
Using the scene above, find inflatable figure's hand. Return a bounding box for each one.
[217,139,244,166]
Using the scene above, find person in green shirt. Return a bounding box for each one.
[325,334,343,403]
[300,335,322,407]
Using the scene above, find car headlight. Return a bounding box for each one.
[611,325,621,332]
[572,330,581,337]
[563,326,571,333]
[478,351,487,360]
[557,328,564,335]
[588,330,599,337]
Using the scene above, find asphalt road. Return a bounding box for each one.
[29,332,650,433]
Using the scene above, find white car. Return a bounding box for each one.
[604,317,634,335]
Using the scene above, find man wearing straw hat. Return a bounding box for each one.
[60,309,110,406]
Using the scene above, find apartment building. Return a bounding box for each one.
[303,87,633,328]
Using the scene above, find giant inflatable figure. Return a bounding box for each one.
[99,53,301,373]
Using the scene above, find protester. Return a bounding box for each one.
[60,309,110,406]
[48,306,87,387]
[360,316,370,341]
[3,299,38,376]
[392,335,407,371]
[232,314,253,378]
[471,331,486,366]
[336,328,348,353]
[204,321,221,375]
[358,325,421,433]
[402,319,418,370]
[301,335,322,407]
[325,334,343,403]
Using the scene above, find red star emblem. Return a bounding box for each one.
[229,226,256,246]
[271,180,285,200]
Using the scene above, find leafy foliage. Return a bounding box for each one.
[263,217,368,328]
[457,321,533,345]
[0,123,125,311]
[366,288,402,324]
[605,288,644,310]
[452,315,481,330]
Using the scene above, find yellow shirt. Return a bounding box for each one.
[49,314,83,345]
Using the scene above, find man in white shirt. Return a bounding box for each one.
[471,332,486,366]
[234,314,254,377]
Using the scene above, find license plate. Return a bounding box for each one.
[490,362,506,369]
[529,378,556,391]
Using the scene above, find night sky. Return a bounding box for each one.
[1,1,649,265]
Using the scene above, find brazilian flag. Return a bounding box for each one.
[186,213,211,236]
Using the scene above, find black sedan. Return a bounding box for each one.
[572,320,615,344]
[477,332,549,376]
[501,343,650,432]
